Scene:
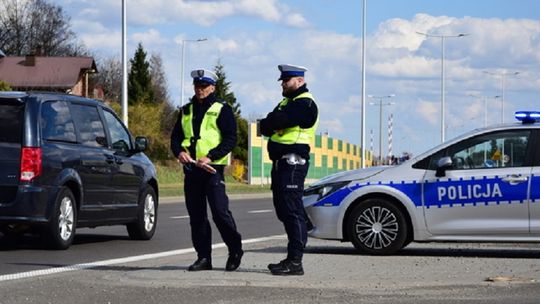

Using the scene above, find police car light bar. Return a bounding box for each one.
[515,111,540,124]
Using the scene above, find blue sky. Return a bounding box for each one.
[60,0,540,158]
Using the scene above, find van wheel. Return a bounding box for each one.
[347,198,407,255]
[45,187,77,250]
[127,186,157,240]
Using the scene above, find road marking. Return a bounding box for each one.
[0,234,286,282]
[171,215,190,219]
[247,209,274,214]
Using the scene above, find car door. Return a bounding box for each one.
[70,103,116,220]
[101,108,142,216]
[526,130,540,233]
[422,129,532,236]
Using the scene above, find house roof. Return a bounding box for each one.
[0,56,97,89]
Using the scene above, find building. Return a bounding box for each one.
[0,52,99,98]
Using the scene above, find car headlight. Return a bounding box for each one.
[304,181,350,201]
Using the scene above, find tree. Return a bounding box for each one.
[128,43,155,104]
[213,60,248,163]
[96,56,122,103]
[0,80,11,91]
[0,0,87,56]
[149,53,169,104]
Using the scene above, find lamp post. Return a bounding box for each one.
[180,38,207,106]
[360,0,367,168]
[368,94,395,165]
[416,32,468,143]
[483,70,519,123]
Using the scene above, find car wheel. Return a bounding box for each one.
[44,187,77,250]
[347,198,408,255]
[127,186,158,240]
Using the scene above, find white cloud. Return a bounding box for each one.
[416,100,439,125]
[131,29,169,47]
[284,13,309,28]
[123,0,307,28]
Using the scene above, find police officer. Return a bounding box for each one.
[170,69,243,272]
[260,64,319,275]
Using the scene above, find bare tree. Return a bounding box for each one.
[0,0,87,56]
[96,56,122,103]
[149,53,170,104]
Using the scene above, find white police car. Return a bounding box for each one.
[303,111,540,255]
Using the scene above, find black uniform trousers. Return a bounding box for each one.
[271,158,309,261]
[184,165,242,260]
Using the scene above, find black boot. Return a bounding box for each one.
[269,259,304,276]
[188,258,212,271]
[225,250,244,271]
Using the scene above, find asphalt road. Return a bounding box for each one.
[0,195,281,276]
[2,195,540,303]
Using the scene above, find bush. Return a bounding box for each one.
[109,102,173,162]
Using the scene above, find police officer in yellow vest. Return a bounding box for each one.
[170,69,243,272]
[260,64,319,275]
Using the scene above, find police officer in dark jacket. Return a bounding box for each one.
[260,64,319,275]
[170,69,243,272]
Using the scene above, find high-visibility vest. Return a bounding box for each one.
[180,101,229,165]
[270,92,319,145]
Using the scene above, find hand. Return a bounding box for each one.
[177,151,195,164]
[196,157,217,174]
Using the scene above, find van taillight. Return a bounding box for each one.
[20,147,42,182]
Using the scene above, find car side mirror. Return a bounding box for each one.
[134,136,148,152]
[435,156,452,177]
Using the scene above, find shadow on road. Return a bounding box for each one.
[304,244,540,259]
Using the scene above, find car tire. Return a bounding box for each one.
[347,198,408,255]
[44,187,77,250]
[127,186,158,240]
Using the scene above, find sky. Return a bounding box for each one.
[59,0,540,158]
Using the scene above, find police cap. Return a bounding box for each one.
[278,64,307,81]
[191,69,218,85]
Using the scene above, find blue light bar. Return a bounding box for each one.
[515,111,540,124]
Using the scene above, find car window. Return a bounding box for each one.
[0,100,24,144]
[70,104,107,148]
[428,130,531,170]
[103,109,132,153]
[41,101,76,143]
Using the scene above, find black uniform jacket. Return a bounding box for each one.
[259,84,318,161]
[170,93,237,162]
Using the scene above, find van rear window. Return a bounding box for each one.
[0,101,24,143]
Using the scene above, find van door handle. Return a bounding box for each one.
[501,174,528,185]
[104,154,115,164]
[114,156,124,165]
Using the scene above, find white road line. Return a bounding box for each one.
[170,215,190,219]
[247,209,274,214]
[0,234,286,283]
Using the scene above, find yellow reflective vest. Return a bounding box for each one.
[270,92,319,145]
[180,101,229,165]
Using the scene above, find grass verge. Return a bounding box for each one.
[156,164,271,197]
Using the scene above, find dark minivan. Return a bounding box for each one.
[0,92,159,249]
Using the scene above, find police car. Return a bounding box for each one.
[303,111,540,255]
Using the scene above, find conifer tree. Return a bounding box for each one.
[214,61,248,163]
[128,43,155,104]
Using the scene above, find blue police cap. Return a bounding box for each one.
[278,64,307,81]
[191,69,218,85]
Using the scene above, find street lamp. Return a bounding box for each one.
[483,70,519,123]
[416,31,468,143]
[360,0,367,168]
[368,94,395,165]
[180,38,207,106]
